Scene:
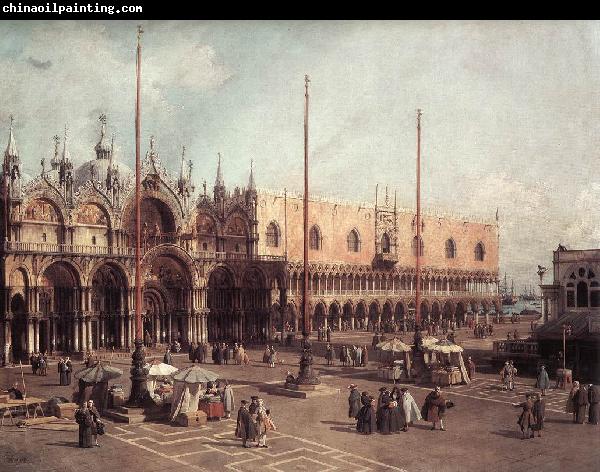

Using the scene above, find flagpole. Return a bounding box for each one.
[415,109,422,328]
[128,24,147,406]
[303,75,310,339]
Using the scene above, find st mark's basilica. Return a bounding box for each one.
[0,116,500,361]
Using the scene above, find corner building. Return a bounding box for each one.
[0,118,500,361]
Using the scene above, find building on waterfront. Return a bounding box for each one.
[537,246,600,381]
[0,117,500,361]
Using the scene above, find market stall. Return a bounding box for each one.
[145,359,178,406]
[169,366,220,423]
[73,363,123,413]
[424,339,470,386]
[376,338,413,382]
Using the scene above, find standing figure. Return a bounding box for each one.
[574,383,590,424]
[75,403,94,448]
[326,326,332,343]
[189,342,196,363]
[400,387,422,432]
[221,381,235,419]
[256,407,276,448]
[532,393,545,437]
[357,397,377,435]
[467,356,476,380]
[355,345,363,367]
[362,345,369,366]
[268,347,276,368]
[588,384,600,425]
[423,386,447,431]
[235,400,257,448]
[163,347,172,366]
[348,384,361,422]
[325,343,334,366]
[377,388,392,434]
[513,393,536,439]
[65,357,72,385]
[566,381,580,422]
[536,365,550,396]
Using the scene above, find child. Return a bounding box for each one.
[257,408,276,448]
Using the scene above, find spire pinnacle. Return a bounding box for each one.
[62,125,70,162]
[180,145,186,179]
[248,159,256,191]
[215,152,224,187]
[5,114,19,160]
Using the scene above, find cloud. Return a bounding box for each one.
[27,56,52,70]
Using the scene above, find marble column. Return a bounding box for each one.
[33,320,39,352]
[168,313,173,344]
[120,315,125,348]
[86,317,92,350]
[51,317,56,353]
[73,318,80,352]
[82,317,88,351]
[27,319,34,354]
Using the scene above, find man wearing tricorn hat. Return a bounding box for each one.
[348,384,361,422]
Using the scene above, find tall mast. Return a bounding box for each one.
[415,109,422,327]
[135,25,143,341]
[303,75,310,337]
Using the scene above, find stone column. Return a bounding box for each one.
[27,318,34,354]
[154,314,160,345]
[73,317,80,352]
[99,316,104,348]
[168,312,173,344]
[81,317,88,351]
[485,311,490,325]
[87,317,92,350]
[475,310,479,324]
[33,319,39,352]
[51,317,56,353]
[120,315,126,348]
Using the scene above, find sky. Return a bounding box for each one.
[0,20,598,292]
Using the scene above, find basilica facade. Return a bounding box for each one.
[0,117,500,361]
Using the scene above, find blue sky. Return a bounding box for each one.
[1,21,598,291]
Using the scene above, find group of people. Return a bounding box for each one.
[566,381,600,425]
[473,323,494,339]
[506,330,520,340]
[235,395,276,448]
[500,360,518,391]
[262,345,277,367]
[29,352,48,376]
[316,325,333,342]
[58,357,73,386]
[185,342,251,366]
[75,399,103,448]
[350,384,453,434]
[325,344,368,367]
[513,392,546,439]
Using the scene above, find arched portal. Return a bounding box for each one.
[355,302,367,330]
[455,301,466,324]
[241,268,268,342]
[328,302,340,330]
[10,294,27,362]
[368,302,379,329]
[91,263,129,349]
[443,301,454,320]
[313,302,327,331]
[431,300,441,321]
[144,254,193,345]
[343,302,353,329]
[207,267,235,342]
[41,261,81,353]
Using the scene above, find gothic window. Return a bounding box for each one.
[445,238,456,259]
[381,233,391,254]
[266,222,280,248]
[202,242,208,251]
[309,225,322,251]
[91,236,97,245]
[411,236,424,257]
[235,243,240,253]
[577,281,588,307]
[347,229,360,252]
[42,233,47,242]
[591,281,599,307]
[474,242,485,261]
[566,282,575,307]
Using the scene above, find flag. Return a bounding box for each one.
[495,207,499,222]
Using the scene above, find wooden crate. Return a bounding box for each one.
[176,410,207,427]
[56,402,79,419]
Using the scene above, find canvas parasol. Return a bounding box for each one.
[74,363,123,383]
[421,336,439,349]
[145,359,179,377]
[376,338,412,353]
[426,339,464,353]
[171,365,219,384]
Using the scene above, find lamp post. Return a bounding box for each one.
[561,323,572,371]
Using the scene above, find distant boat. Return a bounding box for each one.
[500,274,518,305]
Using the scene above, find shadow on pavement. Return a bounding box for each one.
[45,441,80,448]
[489,429,520,439]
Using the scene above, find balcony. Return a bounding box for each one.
[288,288,498,299]
[3,241,286,262]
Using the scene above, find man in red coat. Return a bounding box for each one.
[423,386,447,431]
